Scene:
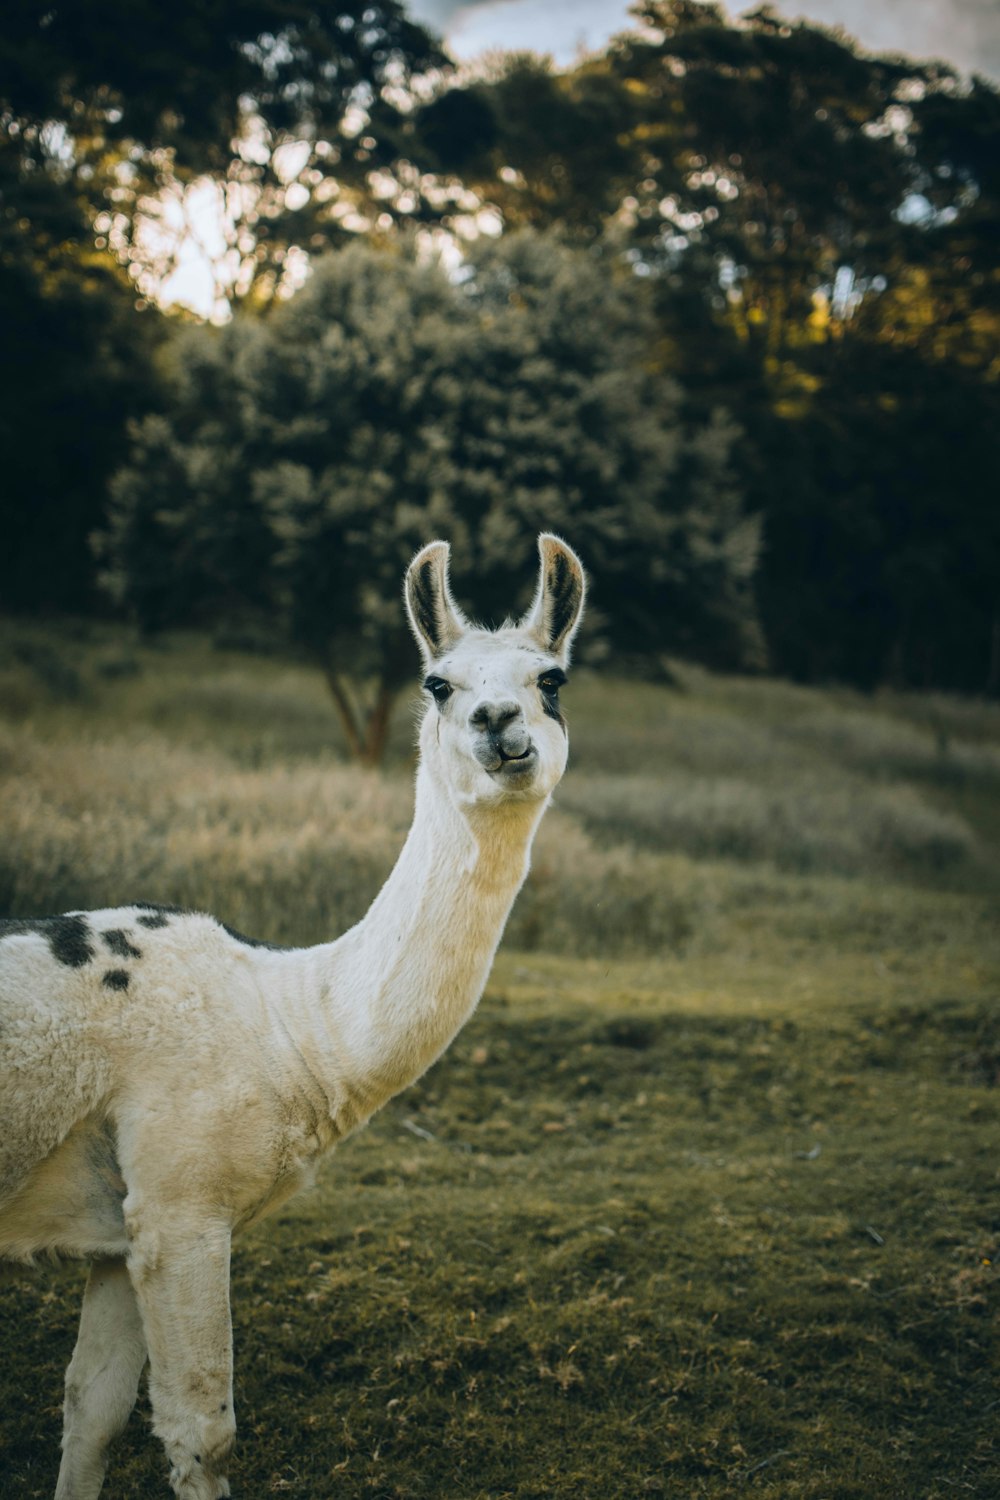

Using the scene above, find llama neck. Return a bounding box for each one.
[311,761,545,1112]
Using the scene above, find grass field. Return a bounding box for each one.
[1,619,998,1498]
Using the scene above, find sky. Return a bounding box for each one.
[409,0,1000,80]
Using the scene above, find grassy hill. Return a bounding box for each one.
[1,620,998,1498]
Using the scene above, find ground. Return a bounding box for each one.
[1,620,997,1497]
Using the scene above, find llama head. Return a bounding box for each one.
[405,534,586,807]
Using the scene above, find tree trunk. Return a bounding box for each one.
[361,680,395,767]
[322,664,398,767]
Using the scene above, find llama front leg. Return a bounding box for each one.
[56,1257,147,1500]
[127,1215,236,1500]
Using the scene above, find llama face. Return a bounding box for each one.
[405,535,586,809]
[419,630,572,805]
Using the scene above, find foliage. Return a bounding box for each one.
[415,50,641,234]
[0,211,160,613]
[4,0,999,697]
[0,0,445,612]
[421,2,1000,694]
[1,0,445,302]
[101,233,758,760]
[755,342,1000,691]
[421,6,933,304]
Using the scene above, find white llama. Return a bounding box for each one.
[0,534,586,1500]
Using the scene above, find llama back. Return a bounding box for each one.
[0,912,124,1206]
[0,905,232,1204]
[0,903,294,1221]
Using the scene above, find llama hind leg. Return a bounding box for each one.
[55,1257,147,1500]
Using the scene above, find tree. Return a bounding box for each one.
[0,241,161,615]
[0,1,444,613]
[755,340,1000,693]
[1,1,445,306]
[418,3,1000,695]
[0,104,161,612]
[425,4,958,346]
[413,51,641,235]
[102,233,758,762]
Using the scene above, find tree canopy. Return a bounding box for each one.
[3,0,999,713]
[415,2,1000,691]
[0,0,444,612]
[102,232,758,759]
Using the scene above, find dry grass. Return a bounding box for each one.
[0,724,408,945]
[557,768,977,876]
[2,624,997,956]
[3,721,994,965]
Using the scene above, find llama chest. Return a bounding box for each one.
[110,1001,339,1226]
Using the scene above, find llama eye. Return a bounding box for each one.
[424,676,453,705]
[538,671,567,695]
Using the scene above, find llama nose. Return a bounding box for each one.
[469,699,521,736]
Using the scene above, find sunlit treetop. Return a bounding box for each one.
[1,0,445,169]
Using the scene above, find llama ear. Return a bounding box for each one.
[520,533,586,662]
[404,540,467,663]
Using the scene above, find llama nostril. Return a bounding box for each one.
[470,700,521,735]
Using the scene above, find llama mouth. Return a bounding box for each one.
[494,745,537,775]
[474,739,537,774]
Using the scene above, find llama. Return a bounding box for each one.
[0,534,585,1500]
